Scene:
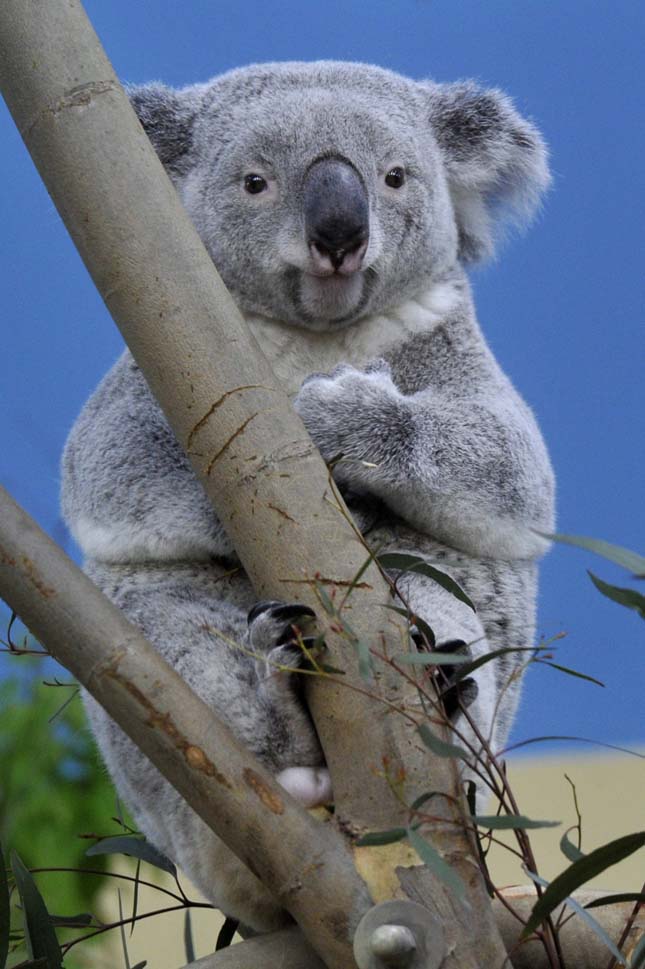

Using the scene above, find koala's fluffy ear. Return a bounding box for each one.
[426,82,550,262]
[127,83,202,179]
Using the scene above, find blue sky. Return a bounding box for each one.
[1,0,643,752]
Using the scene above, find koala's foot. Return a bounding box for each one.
[276,766,333,807]
[247,600,317,695]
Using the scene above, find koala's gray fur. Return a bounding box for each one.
[61,61,555,929]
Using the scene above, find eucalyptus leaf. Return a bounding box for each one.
[454,646,536,682]
[382,604,436,648]
[522,831,645,939]
[49,912,93,927]
[355,639,374,680]
[0,842,9,969]
[86,836,177,877]
[396,652,469,666]
[560,829,585,863]
[355,827,407,847]
[10,851,62,968]
[536,659,605,687]
[588,572,645,619]
[629,932,645,968]
[584,892,645,910]
[216,917,239,951]
[418,723,470,763]
[525,869,627,965]
[407,827,466,899]
[184,909,195,963]
[377,552,476,611]
[474,815,560,831]
[504,736,645,759]
[544,533,645,575]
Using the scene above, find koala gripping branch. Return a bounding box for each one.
[0,2,510,967]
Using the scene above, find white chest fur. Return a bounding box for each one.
[244,281,459,396]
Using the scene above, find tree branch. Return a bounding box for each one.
[0,485,370,968]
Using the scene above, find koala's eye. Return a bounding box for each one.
[385,166,405,188]
[244,173,268,195]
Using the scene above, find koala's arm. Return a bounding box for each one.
[61,352,233,563]
[294,348,554,562]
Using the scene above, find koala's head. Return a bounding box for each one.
[130,62,549,331]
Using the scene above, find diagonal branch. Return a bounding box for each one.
[0,1,511,966]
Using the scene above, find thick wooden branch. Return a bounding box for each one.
[0,485,371,967]
[184,890,645,969]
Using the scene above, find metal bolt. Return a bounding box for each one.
[371,923,417,966]
[353,899,445,969]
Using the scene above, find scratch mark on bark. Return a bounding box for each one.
[205,413,259,475]
[187,386,274,449]
[267,504,298,524]
[27,80,118,137]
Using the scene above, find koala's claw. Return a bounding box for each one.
[247,600,315,625]
[248,600,317,675]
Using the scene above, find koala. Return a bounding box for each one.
[61,61,555,930]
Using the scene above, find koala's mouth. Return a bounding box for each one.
[287,266,374,331]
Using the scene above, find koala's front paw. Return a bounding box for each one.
[294,363,405,473]
[247,601,317,689]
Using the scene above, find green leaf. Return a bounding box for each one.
[339,551,378,608]
[396,652,470,666]
[454,646,536,682]
[314,582,336,616]
[377,553,476,611]
[86,836,177,877]
[49,912,93,927]
[216,917,239,951]
[355,828,407,847]
[184,909,195,963]
[588,572,645,619]
[474,815,560,831]
[584,892,645,910]
[355,639,374,680]
[418,723,470,763]
[10,851,63,968]
[545,533,645,575]
[522,831,645,938]
[0,843,9,969]
[503,736,645,759]
[466,781,477,818]
[536,659,605,687]
[560,829,585,863]
[525,869,627,964]
[407,827,466,899]
[382,604,436,648]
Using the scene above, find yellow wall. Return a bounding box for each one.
[89,751,644,968]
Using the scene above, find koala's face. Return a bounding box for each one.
[184,87,455,329]
[131,63,549,330]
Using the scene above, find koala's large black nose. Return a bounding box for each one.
[304,157,369,273]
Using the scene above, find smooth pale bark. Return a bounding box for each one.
[0,486,371,967]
